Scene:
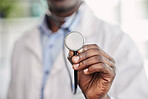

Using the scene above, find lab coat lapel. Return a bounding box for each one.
[25,27,42,64]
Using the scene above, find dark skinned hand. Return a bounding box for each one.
[68,44,116,99]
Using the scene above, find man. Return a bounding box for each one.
[7,0,148,99]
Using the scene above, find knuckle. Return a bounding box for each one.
[102,62,106,67]
[90,64,99,72]
[83,45,87,48]
[81,60,86,66]
[112,65,116,76]
[92,44,100,49]
[83,45,88,50]
[97,55,103,61]
[110,57,115,63]
[110,65,114,69]
[100,63,107,70]
[110,63,116,69]
[95,63,106,72]
[113,65,116,71]
[94,65,100,72]
[112,58,115,64]
[110,69,116,80]
[92,44,98,47]
[107,65,116,79]
[79,52,87,60]
[92,48,100,53]
[94,56,99,62]
[83,51,87,58]
[88,66,93,71]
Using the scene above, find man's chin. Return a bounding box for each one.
[48,0,78,13]
[52,5,75,13]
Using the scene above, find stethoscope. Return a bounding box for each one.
[64,32,84,94]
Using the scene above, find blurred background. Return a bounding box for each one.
[0,0,148,99]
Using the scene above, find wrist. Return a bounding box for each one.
[85,94,110,99]
[99,95,110,99]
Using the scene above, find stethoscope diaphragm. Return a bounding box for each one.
[65,31,84,51]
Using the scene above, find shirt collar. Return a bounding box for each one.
[40,2,85,35]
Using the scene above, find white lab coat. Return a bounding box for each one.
[7,3,148,99]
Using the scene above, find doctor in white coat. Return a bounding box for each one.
[7,0,148,99]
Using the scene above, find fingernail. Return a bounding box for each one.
[73,56,79,62]
[78,48,83,53]
[73,64,79,69]
[84,68,88,74]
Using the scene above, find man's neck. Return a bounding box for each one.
[46,1,82,33]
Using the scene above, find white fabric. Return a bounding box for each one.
[7,3,148,99]
[110,97,115,99]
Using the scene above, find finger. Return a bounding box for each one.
[84,63,115,78]
[78,44,99,53]
[67,51,74,64]
[72,48,99,63]
[84,63,107,74]
[72,48,115,64]
[77,44,115,63]
[68,51,74,60]
[73,55,102,70]
[73,55,114,70]
[69,50,74,57]
[103,57,115,70]
[83,63,116,82]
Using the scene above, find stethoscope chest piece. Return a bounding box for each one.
[65,31,84,51]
